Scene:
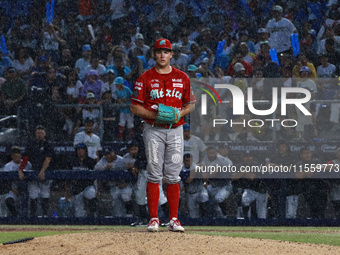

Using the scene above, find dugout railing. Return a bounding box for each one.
[0,160,340,226]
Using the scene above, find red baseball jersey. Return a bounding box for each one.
[131,66,196,127]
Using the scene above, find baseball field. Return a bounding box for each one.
[1,225,340,254]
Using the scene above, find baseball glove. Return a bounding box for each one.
[155,104,181,125]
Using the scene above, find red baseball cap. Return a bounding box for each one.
[154,38,172,50]
[104,35,112,42]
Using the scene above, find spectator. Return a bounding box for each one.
[114,76,134,140]
[266,5,298,53]
[180,153,209,218]
[169,2,186,28]
[183,123,206,164]
[75,44,92,81]
[94,147,126,216]
[0,67,27,115]
[226,52,253,77]
[80,69,104,101]
[64,143,97,217]
[100,35,114,61]
[187,64,198,78]
[238,31,255,54]
[296,147,330,219]
[233,150,268,219]
[253,41,271,69]
[120,35,134,55]
[74,117,101,161]
[19,125,55,217]
[266,141,297,219]
[109,140,138,217]
[76,92,101,135]
[330,37,340,67]
[127,47,145,84]
[170,44,189,72]
[109,45,130,67]
[12,47,34,81]
[300,29,319,64]
[295,66,318,140]
[18,26,38,54]
[254,28,270,54]
[106,55,131,79]
[229,63,248,92]
[326,147,340,218]
[196,28,216,52]
[129,121,150,226]
[317,25,340,56]
[317,54,336,78]
[188,43,209,67]
[41,23,66,64]
[237,42,255,65]
[45,67,66,101]
[197,57,214,78]
[57,48,76,74]
[179,30,196,55]
[2,146,32,216]
[85,54,106,78]
[131,33,150,58]
[292,54,317,78]
[0,50,13,77]
[317,54,337,103]
[101,69,116,100]
[201,146,233,218]
[65,68,83,104]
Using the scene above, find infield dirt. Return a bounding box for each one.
[1,230,340,255]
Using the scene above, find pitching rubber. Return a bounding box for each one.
[3,237,34,245]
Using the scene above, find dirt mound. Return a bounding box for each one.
[1,230,339,255]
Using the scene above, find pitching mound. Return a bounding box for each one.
[1,230,340,255]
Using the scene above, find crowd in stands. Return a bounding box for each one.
[2,0,340,221]
[1,0,340,141]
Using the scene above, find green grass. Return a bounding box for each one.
[0,231,86,243]
[1,225,340,246]
[185,226,340,246]
[0,225,115,243]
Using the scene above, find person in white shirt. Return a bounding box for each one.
[296,66,318,140]
[94,147,126,216]
[2,146,32,216]
[254,28,270,54]
[183,123,206,164]
[85,55,106,78]
[201,146,233,217]
[266,5,297,53]
[317,26,340,56]
[101,69,117,100]
[130,33,150,58]
[41,24,66,63]
[317,54,336,78]
[180,153,209,218]
[74,117,101,161]
[12,48,34,81]
[170,44,189,71]
[75,44,92,81]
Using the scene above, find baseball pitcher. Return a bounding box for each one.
[131,38,196,232]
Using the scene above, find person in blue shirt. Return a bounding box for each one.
[114,76,134,140]
[0,51,13,77]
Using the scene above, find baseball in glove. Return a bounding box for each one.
[155,104,181,126]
